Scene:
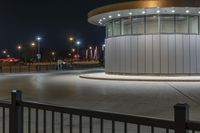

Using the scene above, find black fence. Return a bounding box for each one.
[0,63,102,73]
[0,90,200,133]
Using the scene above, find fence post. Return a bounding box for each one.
[174,103,189,133]
[10,90,23,133]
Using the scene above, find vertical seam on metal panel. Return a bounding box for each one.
[167,35,169,74]
[196,35,198,73]
[137,36,139,73]
[152,34,154,73]
[175,34,177,73]
[145,35,146,73]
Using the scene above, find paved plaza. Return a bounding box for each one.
[0,69,200,121]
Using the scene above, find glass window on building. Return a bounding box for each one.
[146,15,158,34]
[121,17,132,35]
[160,15,175,33]
[113,19,121,36]
[106,21,113,37]
[189,16,198,34]
[132,16,145,34]
[176,16,188,33]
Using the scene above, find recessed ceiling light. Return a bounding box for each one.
[117,13,121,17]
[129,12,132,15]
[157,10,160,13]
[172,10,175,13]
[142,11,146,14]
[186,10,190,13]
[109,15,112,18]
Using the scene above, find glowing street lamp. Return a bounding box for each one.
[72,48,75,52]
[69,36,75,42]
[2,50,7,54]
[51,51,55,56]
[31,42,36,47]
[76,41,81,55]
[17,45,22,50]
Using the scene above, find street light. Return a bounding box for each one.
[69,36,75,42]
[17,45,22,50]
[36,36,42,62]
[72,48,75,52]
[76,41,81,56]
[31,42,36,47]
[2,50,7,54]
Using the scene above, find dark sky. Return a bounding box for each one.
[0,0,127,55]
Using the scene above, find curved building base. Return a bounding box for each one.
[105,34,200,75]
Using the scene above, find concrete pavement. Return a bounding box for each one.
[0,69,200,121]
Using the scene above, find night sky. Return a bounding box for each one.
[0,0,128,56]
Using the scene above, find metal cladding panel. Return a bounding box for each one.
[138,35,145,73]
[116,37,121,73]
[125,36,131,73]
[153,35,160,73]
[105,34,200,75]
[190,35,197,73]
[145,35,153,73]
[131,36,138,73]
[120,37,126,73]
[183,35,190,73]
[168,35,176,73]
[105,39,108,72]
[109,38,114,73]
[160,35,168,74]
[197,36,200,73]
[112,38,117,73]
[176,35,184,73]
[105,39,110,72]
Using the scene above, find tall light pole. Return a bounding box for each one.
[17,45,22,58]
[36,37,41,62]
[76,41,81,56]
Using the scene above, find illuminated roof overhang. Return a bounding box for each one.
[88,0,200,26]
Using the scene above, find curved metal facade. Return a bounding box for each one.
[105,34,200,74]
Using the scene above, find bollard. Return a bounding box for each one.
[174,103,189,133]
[10,90,23,133]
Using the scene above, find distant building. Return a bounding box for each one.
[88,0,200,75]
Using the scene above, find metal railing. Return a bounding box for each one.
[0,90,200,133]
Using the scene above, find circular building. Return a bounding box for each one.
[88,0,200,75]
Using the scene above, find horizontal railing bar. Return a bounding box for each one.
[187,121,200,131]
[0,101,10,108]
[21,101,174,129]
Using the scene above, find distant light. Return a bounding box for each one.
[89,46,92,50]
[69,37,74,41]
[17,45,22,50]
[7,54,10,58]
[99,19,102,22]
[76,41,81,45]
[2,50,7,54]
[198,11,200,14]
[156,10,160,13]
[142,11,146,14]
[31,43,36,46]
[72,49,75,52]
[103,17,106,20]
[129,12,132,15]
[109,15,112,18]
[36,37,41,41]
[171,10,175,13]
[117,13,121,17]
[51,52,55,56]
[186,10,190,13]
